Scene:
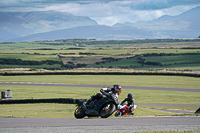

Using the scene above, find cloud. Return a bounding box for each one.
[39,0,199,26]
[39,1,134,25]
[0,0,200,26]
[129,0,200,10]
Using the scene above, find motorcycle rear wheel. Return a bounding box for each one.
[74,105,86,119]
[100,102,116,118]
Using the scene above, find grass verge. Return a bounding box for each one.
[0,85,199,105]
[0,75,199,118]
[0,103,178,118]
[0,84,199,118]
[0,75,200,89]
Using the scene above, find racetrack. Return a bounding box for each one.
[1,82,200,108]
[1,82,199,92]
[0,117,200,132]
[0,82,200,132]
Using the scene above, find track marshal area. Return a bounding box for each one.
[0,116,200,132]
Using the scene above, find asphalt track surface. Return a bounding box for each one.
[0,117,200,132]
[1,82,200,92]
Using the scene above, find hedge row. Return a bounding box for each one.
[0,58,62,65]
[1,71,200,77]
[0,98,87,106]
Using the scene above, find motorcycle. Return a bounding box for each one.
[115,104,137,116]
[74,93,119,119]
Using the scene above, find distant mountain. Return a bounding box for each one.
[114,6,200,30]
[0,12,31,39]
[1,6,200,42]
[0,28,19,40]
[0,11,98,41]
[10,25,155,42]
[113,6,200,38]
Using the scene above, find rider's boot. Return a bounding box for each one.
[130,112,134,115]
[129,107,134,115]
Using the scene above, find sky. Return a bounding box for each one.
[0,0,200,26]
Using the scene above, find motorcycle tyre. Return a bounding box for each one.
[115,111,122,117]
[74,105,86,119]
[100,102,116,118]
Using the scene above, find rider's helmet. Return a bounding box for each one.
[127,93,132,100]
[112,84,122,95]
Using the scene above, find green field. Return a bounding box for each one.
[1,75,200,88]
[1,39,200,50]
[0,49,85,54]
[0,64,62,69]
[0,48,199,55]
[1,51,199,70]
[0,75,199,118]
[0,49,199,70]
[1,39,200,70]
[0,54,59,61]
[0,39,200,118]
[135,48,200,54]
[0,85,199,104]
[0,49,136,55]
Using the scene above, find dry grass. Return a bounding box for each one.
[1,68,199,77]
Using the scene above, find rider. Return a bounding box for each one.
[85,84,122,107]
[120,93,135,115]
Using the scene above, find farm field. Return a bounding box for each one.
[0,48,199,55]
[0,54,59,61]
[1,39,200,50]
[0,49,199,70]
[0,39,200,71]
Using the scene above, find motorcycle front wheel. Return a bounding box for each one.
[100,102,116,118]
[74,105,86,119]
[115,111,122,117]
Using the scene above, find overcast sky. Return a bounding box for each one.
[0,0,200,26]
